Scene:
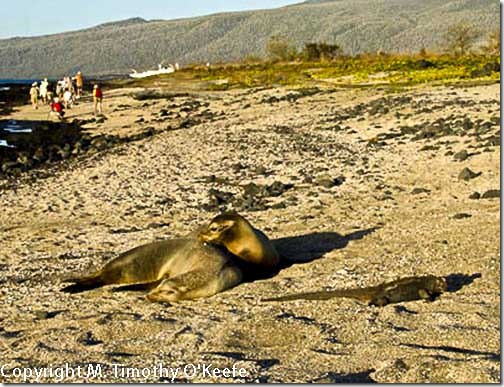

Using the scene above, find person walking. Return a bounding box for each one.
[63,89,74,109]
[29,82,39,109]
[93,84,103,116]
[56,80,64,99]
[75,71,84,98]
[39,78,49,104]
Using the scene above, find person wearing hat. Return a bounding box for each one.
[93,84,103,116]
[39,78,49,105]
[75,71,84,98]
[29,82,39,109]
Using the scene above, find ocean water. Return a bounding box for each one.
[0,120,34,149]
[0,139,15,148]
[0,79,39,85]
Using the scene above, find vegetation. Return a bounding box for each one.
[266,36,298,62]
[177,23,500,91]
[443,22,480,56]
[482,29,500,56]
[301,42,343,61]
[120,51,499,93]
[0,0,498,79]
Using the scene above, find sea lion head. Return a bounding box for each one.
[198,212,247,244]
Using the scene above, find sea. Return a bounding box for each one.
[0,80,39,149]
[0,79,40,84]
[0,79,46,87]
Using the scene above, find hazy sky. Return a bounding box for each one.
[0,0,300,39]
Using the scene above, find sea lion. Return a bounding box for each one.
[62,212,279,302]
[197,212,279,268]
[262,275,447,306]
[149,212,280,301]
[62,238,242,302]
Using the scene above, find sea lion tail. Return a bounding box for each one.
[61,274,105,293]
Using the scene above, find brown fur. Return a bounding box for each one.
[198,212,279,267]
[62,213,278,302]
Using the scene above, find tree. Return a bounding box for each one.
[302,42,342,61]
[482,28,500,55]
[444,22,480,56]
[266,35,298,62]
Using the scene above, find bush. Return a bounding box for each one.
[266,35,298,62]
[302,42,343,61]
[482,29,500,55]
[444,22,480,56]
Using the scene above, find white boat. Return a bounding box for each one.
[129,64,175,78]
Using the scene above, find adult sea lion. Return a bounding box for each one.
[149,212,280,301]
[197,212,279,268]
[62,212,279,302]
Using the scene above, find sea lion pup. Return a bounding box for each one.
[262,275,447,306]
[197,212,280,268]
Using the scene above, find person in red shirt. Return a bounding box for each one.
[93,84,103,116]
[50,97,65,120]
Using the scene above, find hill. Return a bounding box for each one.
[0,0,498,78]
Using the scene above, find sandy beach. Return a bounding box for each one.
[0,81,500,382]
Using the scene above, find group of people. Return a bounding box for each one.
[29,71,103,119]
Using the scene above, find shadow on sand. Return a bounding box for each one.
[239,227,379,282]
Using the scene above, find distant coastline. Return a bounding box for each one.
[0,74,126,85]
[0,79,40,85]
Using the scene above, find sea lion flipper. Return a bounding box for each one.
[111,279,164,292]
[61,273,104,293]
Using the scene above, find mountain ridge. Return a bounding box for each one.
[0,0,498,78]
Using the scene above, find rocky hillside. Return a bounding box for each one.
[0,0,499,78]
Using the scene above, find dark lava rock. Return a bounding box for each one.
[253,165,269,176]
[458,167,482,181]
[242,181,293,198]
[78,331,104,346]
[270,202,287,209]
[90,136,108,150]
[452,213,472,219]
[419,145,439,151]
[232,163,247,173]
[243,182,262,197]
[316,175,345,188]
[208,189,234,206]
[482,134,500,147]
[265,181,294,197]
[481,189,500,199]
[34,310,63,319]
[0,120,88,176]
[201,175,229,184]
[453,150,469,161]
[131,90,190,101]
[469,192,481,200]
[411,187,431,195]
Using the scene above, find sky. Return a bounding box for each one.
[0,0,301,39]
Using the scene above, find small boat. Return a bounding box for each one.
[129,64,175,79]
